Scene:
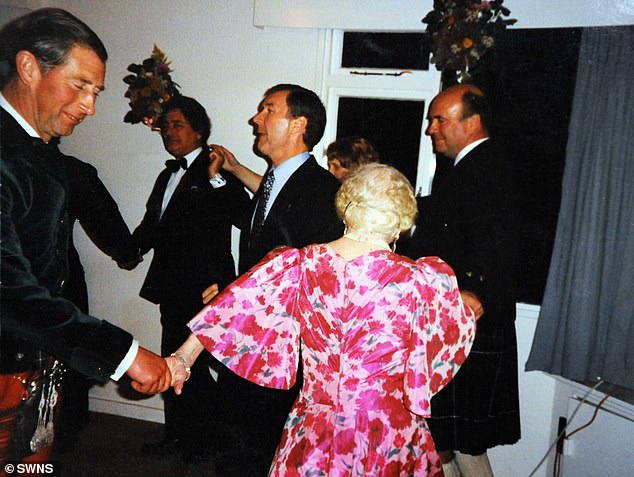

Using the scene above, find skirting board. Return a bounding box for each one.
[89,396,165,424]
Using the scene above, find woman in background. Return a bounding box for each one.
[326,136,380,181]
[169,164,477,476]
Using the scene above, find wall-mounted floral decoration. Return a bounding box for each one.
[123,45,180,125]
[422,0,516,82]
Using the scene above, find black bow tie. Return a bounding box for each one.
[165,157,188,172]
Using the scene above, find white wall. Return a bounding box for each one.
[29,0,326,420]
[3,0,632,474]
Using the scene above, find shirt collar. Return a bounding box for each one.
[182,146,202,167]
[454,137,489,166]
[271,151,310,184]
[0,92,42,139]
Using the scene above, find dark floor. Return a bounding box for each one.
[56,412,217,477]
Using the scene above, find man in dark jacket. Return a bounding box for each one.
[0,8,170,465]
[406,84,519,476]
[201,84,343,476]
[133,95,250,463]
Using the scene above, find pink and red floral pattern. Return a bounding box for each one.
[189,244,475,476]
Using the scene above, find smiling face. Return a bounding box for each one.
[424,91,472,160]
[30,45,105,141]
[160,109,202,158]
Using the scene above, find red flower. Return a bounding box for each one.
[443,322,460,344]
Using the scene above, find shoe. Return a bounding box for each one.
[141,436,182,456]
[182,447,212,463]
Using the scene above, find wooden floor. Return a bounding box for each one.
[56,412,217,477]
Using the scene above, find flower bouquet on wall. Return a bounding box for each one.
[422,0,516,83]
[123,44,180,129]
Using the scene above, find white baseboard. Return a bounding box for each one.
[89,396,165,423]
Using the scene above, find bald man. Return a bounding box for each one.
[406,85,520,477]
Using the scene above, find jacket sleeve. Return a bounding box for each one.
[65,156,139,264]
[1,161,133,382]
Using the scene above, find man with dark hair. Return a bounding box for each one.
[406,84,520,476]
[132,96,250,463]
[0,7,170,465]
[204,83,342,475]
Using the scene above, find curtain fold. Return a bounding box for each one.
[525,26,634,390]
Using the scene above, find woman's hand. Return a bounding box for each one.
[165,354,190,395]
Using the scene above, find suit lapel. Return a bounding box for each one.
[160,149,208,222]
[265,156,314,223]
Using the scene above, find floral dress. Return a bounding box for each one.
[188,244,476,477]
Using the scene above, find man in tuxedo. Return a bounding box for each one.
[132,95,250,463]
[208,83,343,475]
[406,84,519,477]
[0,8,170,465]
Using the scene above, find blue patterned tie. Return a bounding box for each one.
[251,169,275,238]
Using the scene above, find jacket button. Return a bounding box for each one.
[465,271,473,278]
[16,352,25,361]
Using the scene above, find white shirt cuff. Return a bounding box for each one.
[209,173,226,188]
[110,339,139,381]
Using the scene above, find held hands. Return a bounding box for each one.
[165,353,190,395]
[126,347,172,394]
[165,335,207,395]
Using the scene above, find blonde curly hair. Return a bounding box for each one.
[336,163,417,237]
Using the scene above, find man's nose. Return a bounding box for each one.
[79,91,97,116]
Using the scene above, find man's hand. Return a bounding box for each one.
[202,283,219,304]
[142,115,161,132]
[460,290,484,320]
[208,147,225,178]
[126,347,172,394]
[210,144,239,173]
[209,144,262,193]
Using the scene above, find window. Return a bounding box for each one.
[318,30,441,195]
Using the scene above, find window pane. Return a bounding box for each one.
[336,97,425,188]
[341,32,430,70]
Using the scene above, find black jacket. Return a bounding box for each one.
[1,108,133,381]
[134,147,250,316]
[239,156,343,273]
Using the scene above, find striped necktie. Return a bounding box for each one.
[251,169,275,238]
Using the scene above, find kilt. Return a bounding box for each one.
[427,316,521,455]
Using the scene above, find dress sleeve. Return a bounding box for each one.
[403,256,476,416]
[188,246,302,389]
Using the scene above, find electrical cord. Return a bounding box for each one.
[528,379,604,477]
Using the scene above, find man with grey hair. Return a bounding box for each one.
[0,8,171,464]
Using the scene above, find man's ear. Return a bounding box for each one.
[465,113,483,135]
[291,115,308,136]
[15,50,42,86]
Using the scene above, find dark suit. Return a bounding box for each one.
[1,108,134,461]
[0,107,133,380]
[220,155,343,476]
[239,155,343,273]
[406,140,520,454]
[134,146,250,453]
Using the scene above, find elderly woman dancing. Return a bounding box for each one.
[168,163,476,476]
